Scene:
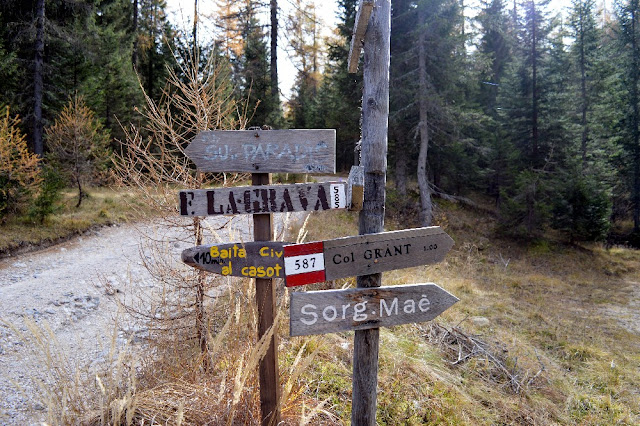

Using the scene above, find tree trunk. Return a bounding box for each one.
[394,135,407,198]
[147,2,156,99]
[352,0,391,424]
[270,0,278,99]
[33,0,45,156]
[531,0,539,167]
[75,174,83,208]
[417,6,433,227]
[193,0,198,55]
[579,5,589,172]
[632,7,640,232]
[132,0,138,68]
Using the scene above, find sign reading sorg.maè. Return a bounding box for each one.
[290,283,459,336]
[185,129,336,173]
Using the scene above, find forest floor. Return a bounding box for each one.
[0,213,295,425]
[0,187,639,424]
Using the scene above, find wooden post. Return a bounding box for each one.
[352,0,391,424]
[252,172,281,426]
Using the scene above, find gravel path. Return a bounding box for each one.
[0,214,297,424]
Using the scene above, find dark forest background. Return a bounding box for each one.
[2,0,640,244]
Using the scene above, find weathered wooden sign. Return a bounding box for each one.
[290,283,458,336]
[182,241,287,278]
[348,0,375,73]
[346,165,364,212]
[184,129,336,174]
[179,182,347,216]
[283,227,454,287]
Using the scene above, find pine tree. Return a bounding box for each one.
[316,0,362,170]
[616,0,640,234]
[235,0,281,127]
[389,0,463,225]
[496,0,557,235]
[286,0,323,129]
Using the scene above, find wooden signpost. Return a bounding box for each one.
[179,182,347,216]
[283,227,453,287]
[180,128,337,426]
[348,0,375,73]
[185,129,336,173]
[290,283,458,337]
[179,0,456,421]
[182,241,287,278]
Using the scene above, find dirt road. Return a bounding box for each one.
[0,214,296,424]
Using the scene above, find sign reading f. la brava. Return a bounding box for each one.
[179,182,347,216]
[185,129,336,174]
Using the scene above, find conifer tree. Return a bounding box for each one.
[46,95,111,207]
[286,0,323,129]
[316,0,362,170]
[616,0,640,234]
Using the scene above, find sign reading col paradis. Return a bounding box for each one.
[289,283,459,336]
[184,129,336,174]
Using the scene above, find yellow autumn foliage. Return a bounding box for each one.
[0,106,41,219]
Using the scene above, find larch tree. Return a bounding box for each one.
[45,95,110,207]
[286,0,324,129]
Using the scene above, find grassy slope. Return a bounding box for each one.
[0,187,150,256]
[7,186,640,424]
[291,197,640,425]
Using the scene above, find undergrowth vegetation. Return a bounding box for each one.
[292,192,640,424]
[11,188,640,425]
[0,187,150,257]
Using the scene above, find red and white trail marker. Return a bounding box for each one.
[283,242,326,286]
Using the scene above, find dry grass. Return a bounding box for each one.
[295,199,640,424]
[0,187,150,256]
[11,191,640,425]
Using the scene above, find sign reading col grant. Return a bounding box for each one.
[283,227,454,286]
[185,129,336,174]
[289,283,459,336]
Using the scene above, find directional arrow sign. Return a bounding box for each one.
[179,182,348,216]
[283,227,454,287]
[185,129,336,174]
[289,283,458,336]
[182,241,287,279]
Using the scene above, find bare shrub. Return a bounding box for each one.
[112,46,252,369]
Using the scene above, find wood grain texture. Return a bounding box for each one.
[178,182,347,216]
[347,165,364,211]
[181,241,287,277]
[185,129,336,173]
[252,173,281,426]
[324,227,454,280]
[290,283,458,336]
[348,0,375,73]
[354,1,392,424]
[282,227,453,285]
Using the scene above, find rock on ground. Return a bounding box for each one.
[0,213,298,425]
